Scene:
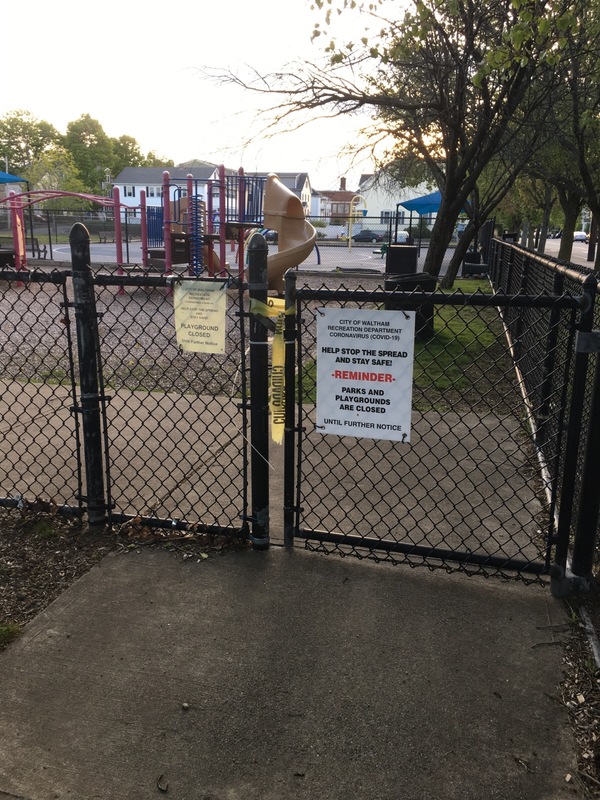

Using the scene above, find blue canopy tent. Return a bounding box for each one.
[0,171,30,266]
[0,170,27,184]
[395,191,442,251]
[399,190,442,215]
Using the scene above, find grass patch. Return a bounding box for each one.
[413,304,499,401]
[31,367,70,386]
[0,623,22,649]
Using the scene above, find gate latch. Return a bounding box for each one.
[576,330,600,353]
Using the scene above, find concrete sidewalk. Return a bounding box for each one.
[0,546,576,800]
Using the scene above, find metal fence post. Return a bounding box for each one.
[70,223,107,525]
[248,234,270,549]
[284,270,298,548]
[552,274,597,594]
[571,324,600,578]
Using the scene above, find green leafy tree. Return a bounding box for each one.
[22,146,88,209]
[110,134,146,178]
[217,0,579,280]
[64,114,114,193]
[142,150,174,168]
[561,0,600,267]
[520,126,587,259]
[0,110,59,175]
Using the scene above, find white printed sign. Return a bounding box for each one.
[316,308,415,442]
[173,279,227,354]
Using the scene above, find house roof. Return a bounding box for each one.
[246,172,310,196]
[316,189,356,202]
[177,159,219,171]
[114,164,220,184]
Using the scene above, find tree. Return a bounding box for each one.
[216,0,577,279]
[143,150,174,168]
[561,0,600,268]
[0,110,59,174]
[517,123,588,259]
[110,134,146,179]
[63,114,114,193]
[22,146,88,209]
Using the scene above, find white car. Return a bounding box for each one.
[573,231,589,242]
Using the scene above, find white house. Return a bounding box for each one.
[113,161,225,214]
[246,172,312,214]
[311,178,357,219]
[357,173,436,228]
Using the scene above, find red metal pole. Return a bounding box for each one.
[237,167,245,278]
[140,189,148,267]
[187,174,194,275]
[17,195,27,269]
[207,179,215,276]
[219,164,226,275]
[112,186,123,265]
[9,193,22,281]
[163,171,172,273]
[9,192,25,272]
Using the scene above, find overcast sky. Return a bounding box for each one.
[3,0,378,190]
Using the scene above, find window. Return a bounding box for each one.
[124,185,135,197]
[146,186,158,197]
[380,210,393,223]
[332,202,349,215]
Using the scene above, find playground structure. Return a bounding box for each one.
[262,174,317,293]
[0,167,317,290]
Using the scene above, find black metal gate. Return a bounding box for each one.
[0,269,84,516]
[0,224,251,541]
[75,236,251,538]
[282,269,591,582]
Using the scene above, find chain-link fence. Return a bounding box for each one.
[2,232,600,587]
[0,260,250,539]
[489,240,600,581]
[92,267,249,532]
[0,271,84,514]
[284,264,585,582]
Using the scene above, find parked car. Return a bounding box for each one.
[351,229,384,243]
[264,229,278,243]
[394,230,410,243]
[573,231,589,242]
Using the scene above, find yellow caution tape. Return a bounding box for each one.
[249,297,292,444]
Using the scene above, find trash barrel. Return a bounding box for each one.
[384,272,436,340]
[0,248,15,268]
[385,244,418,276]
[171,232,190,264]
[461,249,488,276]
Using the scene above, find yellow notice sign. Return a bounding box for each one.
[173,280,227,353]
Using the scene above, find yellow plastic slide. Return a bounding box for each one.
[264,174,317,293]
